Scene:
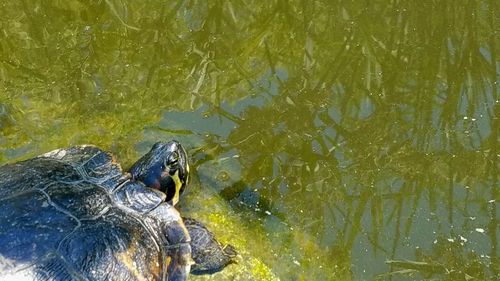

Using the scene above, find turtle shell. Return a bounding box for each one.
[0,145,191,281]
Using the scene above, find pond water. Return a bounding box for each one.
[0,1,498,280]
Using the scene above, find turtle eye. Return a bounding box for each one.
[167,152,179,166]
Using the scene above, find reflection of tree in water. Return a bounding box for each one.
[384,236,495,281]
[193,0,500,277]
[217,85,498,279]
[226,83,337,207]
[0,0,498,279]
[192,54,497,277]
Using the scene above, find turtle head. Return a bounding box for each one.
[129,141,189,205]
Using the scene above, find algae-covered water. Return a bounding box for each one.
[0,1,498,280]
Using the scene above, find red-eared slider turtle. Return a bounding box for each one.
[0,141,237,281]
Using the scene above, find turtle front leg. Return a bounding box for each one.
[182,217,239,275]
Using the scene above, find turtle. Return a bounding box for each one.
[0,141,237,281]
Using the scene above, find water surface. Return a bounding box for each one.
[0,1,498,280]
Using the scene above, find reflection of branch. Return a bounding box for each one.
[197,92,242,124]
[386,260,446,274]
[1,60,47,81]
[187,47,243,124]
[190,49,210,95]
[312,39,350,94]
[231,132,258,146]
[104,0,141,31]
[318,111,353,140]
[152,126,194,135]
[346,189,369,249]
[264,40,277,76]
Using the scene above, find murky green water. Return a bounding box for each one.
[1,1,498,280]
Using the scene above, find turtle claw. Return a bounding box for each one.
[222,244,239,260]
